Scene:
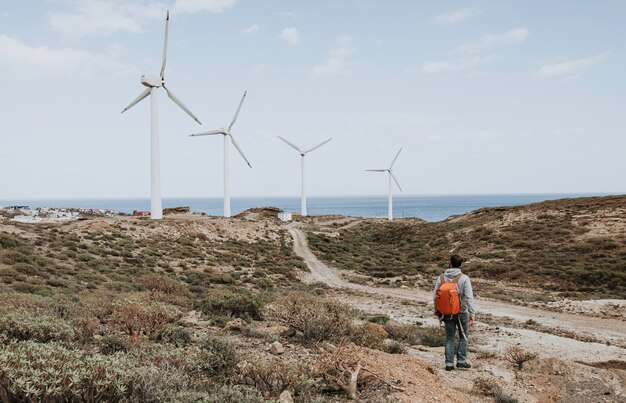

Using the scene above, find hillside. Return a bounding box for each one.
[306,195,626,298]
[0,198,625,402]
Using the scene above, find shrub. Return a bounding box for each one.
[415,325,446,347]
[384,323,445,347]
[198,334,239,376]
[136,273,187,296]
[0,341,136,401]
[504,346,537,370]
[383,340,407,354]
[236,358,317,398]
[267,293,356,343]
[155,324,192,347]
[348,324,385,350]
[100,334,130,355]
[473,376,519,403]
[367,314,390,325]
[110,298,181,341]
[197,288,269,321]
[0,313,75,343]
[188,384,266,403]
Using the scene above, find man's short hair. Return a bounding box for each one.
[450,254,463,268]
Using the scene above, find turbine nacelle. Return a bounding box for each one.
[140,74,163,88]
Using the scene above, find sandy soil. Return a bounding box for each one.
[287,223,626,402]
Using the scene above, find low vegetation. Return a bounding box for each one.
[504,346,538,370]
[473,376,519,403]
[307,195,626,298]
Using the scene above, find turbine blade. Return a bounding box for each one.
[229,134,252,168]
[304,137,333,154]
[365,169,386,172]
[277,136,302,153]
[121,88,150,113]
[390,171,403,192]
[229,90,247,130]
[163,84,202,124]
[389,147,402,169]
[189,129,223,137]
[160,10,169,79]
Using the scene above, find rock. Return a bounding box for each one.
[278,390,294,403]
[366,322,389,338]
[224,318,247,331]
[269,341,285,355]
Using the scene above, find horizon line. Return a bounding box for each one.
[0,192,622,202]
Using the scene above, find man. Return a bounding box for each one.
[433,254,476,371]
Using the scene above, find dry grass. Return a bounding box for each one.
[307,195,626,298]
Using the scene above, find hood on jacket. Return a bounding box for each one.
[443,268,463,281]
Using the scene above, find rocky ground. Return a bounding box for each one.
[288,222,626,402]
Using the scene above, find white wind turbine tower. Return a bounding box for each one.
[189,91,252,218]
[121,11,201,220]
[366,147,403,221]
[277,136,333,217]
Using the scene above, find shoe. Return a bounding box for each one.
[445,366,454,371]
[456,362,472,369]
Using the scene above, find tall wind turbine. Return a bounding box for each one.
[278,136,332,217]
[366,147,403,221]
[189,91,252,218]
[121,11,201,220]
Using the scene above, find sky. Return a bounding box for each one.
[0,0,625,199]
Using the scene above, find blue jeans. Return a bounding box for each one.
[444,312,469,366]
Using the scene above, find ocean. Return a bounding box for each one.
[0,193,615,222]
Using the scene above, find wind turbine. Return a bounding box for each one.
[189,91,252,218]
[366,147,403,221]
[121,11,201,220]
[277,136,332,217]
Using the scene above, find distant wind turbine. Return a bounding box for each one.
[121,11,201,220]
[278,136,333,217]
[366,147,403,221]
[189,91,252,218]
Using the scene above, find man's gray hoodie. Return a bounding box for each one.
[432,268,476,317]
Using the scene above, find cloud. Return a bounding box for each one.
[457,28,529,54]
[435,9,477,24]
[279,27,300,46]
[173,0,236,14]
[240,24,259,35]
[417,55,500,74]
[535,53,608,81]
[314,35,359,76]
[49,0,236,37]
[49,1,166,37]
[0,34,129,80]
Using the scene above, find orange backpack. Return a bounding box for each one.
[435,274,462,316]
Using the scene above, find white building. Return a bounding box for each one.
[12,215,42,224]
[278,212,292,222]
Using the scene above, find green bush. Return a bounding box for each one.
[197,288,270,321]
[99,335,130,355]
[178,384,266,403]
[198,334,239,376]
[0,341,136,401]
[268,293,356,343]
[155,324,192,347]
[384,323,446,347]
[0,313,75,343]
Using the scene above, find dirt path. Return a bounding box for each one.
[288,225,626,363]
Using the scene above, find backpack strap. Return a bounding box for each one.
[439,274,445,284]
[451,274,463,284]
